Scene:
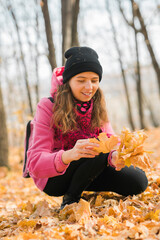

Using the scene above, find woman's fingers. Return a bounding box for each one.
[79,148,99,156]
[115,163,125,171]
[77,139,100,149]
[72,139,100,160]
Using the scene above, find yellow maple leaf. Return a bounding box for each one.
[89,137,107,153]
[130,153,151,169]
[18,219,38,228]
[89,132,119,153]
[144,210,160,221]
[95,195,104,207]
[125,158,132,167]
[118,128,148,155]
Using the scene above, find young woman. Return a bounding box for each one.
[25,47,148,209]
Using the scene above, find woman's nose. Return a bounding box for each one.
[85,81,92,89]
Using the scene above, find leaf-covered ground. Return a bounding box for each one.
[0,128,160,240]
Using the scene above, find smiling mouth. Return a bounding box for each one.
[82,93,92,96]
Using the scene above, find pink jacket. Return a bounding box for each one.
[26,67,115,191]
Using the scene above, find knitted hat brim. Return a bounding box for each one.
[63,62,102,84]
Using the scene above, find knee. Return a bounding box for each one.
[138,171,148,193]
[131,170,148,195]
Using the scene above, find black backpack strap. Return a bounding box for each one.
[48,97,54,103]
[23,97,54,178]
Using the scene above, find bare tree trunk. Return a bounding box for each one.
[134,1,160,95]
[61,0,80,64]
[106,0,135,130]
[71,0,80,46]
[35,0,40,104]
[118,0,160,95]
[21,0,40,104]
[118,0,158,128]
[131,0,145,129]
[7,2,33,116]
[6,22,25,107]
[35,44,40,104]
[0,85,9,168]
[41,0,57,70]
[61,0,72,60]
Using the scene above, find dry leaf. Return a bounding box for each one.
[115,128,151,170]
[18,219,38,228]
[89,132,119,153]
[0,167,8,178]
[95,195,104,207]
[156,177,160,185]
[144,210,160,221]
[30,200,51,218]
[59,199,91,223]
[104,199,119,208]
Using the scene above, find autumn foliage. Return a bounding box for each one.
[89,132,119,153]
[115,128,151,170]
[89,128,151,171]
[0,128,160,239]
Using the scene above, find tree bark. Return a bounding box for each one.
[41,0,57,70]
[131,0,145,129]
[118,0,160,95]
[134,2,160,95]
[61,0,80,64]
[118,0,159,128]
[71,0,80,47]
[7,3,33,116]
[35,0,40,104]
[0,85,9,168]
[106,0,135,130]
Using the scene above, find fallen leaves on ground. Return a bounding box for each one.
[0,167,8,179]
[59,198,91,224]
[0,128,160,239]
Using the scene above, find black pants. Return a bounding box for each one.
[43,153,148,198]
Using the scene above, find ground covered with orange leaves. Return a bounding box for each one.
[0,128,160,240]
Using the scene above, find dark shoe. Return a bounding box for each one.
[60,193,81,210]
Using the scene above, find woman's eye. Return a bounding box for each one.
[78,80,84,83]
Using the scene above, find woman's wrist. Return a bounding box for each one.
[108,150,116,168]
[62,149,73,165]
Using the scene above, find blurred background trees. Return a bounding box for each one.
[0,0,160,166]
[0,85,9,167]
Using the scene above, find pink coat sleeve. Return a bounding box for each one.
[101,121,115,137]
[27,98,69,179]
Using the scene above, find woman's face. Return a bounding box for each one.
[69,72,99,102]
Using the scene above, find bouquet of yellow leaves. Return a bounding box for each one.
[89,128,151,171]
[115,128,151,170]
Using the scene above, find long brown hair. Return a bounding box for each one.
[52,82,109,133]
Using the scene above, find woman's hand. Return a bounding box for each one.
[111,151,125,171]
[62,139,100,164]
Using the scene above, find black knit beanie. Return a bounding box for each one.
[62,46,103,84]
